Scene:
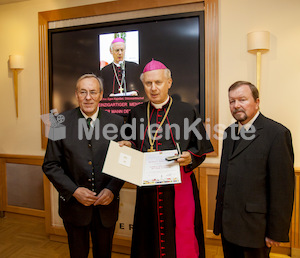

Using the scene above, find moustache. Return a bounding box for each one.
[233,108,245,115]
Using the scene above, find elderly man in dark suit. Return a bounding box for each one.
[42,74,124,258]
[213,81,294,258]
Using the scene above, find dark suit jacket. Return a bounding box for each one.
[42,107,124,227]
[213,113,294,248]
[99,61,143,98]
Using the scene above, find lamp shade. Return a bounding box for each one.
[9,55,24,69]
[247,31,270,51]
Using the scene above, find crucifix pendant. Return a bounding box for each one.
[118,86,124,93]
[147,146,155,152]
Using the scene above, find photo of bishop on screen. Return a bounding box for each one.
[99,32,145,116]
[49,13,205,119]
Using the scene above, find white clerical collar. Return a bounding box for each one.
[113,60,124,67]
[80,107,99,123]
[238,111,260,133]
[151,96,170,109]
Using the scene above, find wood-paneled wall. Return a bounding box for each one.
[0,154,44,218]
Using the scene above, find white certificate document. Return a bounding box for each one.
[102,141,181,186]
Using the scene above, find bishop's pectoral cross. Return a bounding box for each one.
[147,146,155,152]
[118,86,124,94]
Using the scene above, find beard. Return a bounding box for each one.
[232,109,248,122]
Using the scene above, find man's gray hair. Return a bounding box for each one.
[110,41,126,52]
[76,74,104,93]
[140,68,172,82]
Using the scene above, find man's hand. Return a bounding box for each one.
[73,187,98,206]
[94,188,114,206]
[177,151,192,167]
[265,237,281,248]
[118,140,132,148]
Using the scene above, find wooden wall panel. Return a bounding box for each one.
[0,155,44,218]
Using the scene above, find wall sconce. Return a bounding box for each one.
[9,55,24,118]
[247,31,270,91]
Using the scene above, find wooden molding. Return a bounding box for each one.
[205,0,219,156]
[0,159,6,214]
[39,12,50,150]
[5,206,45,218]
[40,0,202,21]
[200,162,220,169]
[43,175,52,234]
[292,172,300,249]
[0,154,43,161]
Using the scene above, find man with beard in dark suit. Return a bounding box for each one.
[42,74,124,258]
[214,81,294,258]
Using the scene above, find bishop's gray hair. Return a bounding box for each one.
[110,41,126,52]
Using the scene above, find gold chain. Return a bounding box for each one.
[147,97,173,152]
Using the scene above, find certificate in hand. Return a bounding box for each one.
[102,141,181,186]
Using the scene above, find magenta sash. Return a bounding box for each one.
[174,167,199,258]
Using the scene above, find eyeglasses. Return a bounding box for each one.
[77,90,100,99]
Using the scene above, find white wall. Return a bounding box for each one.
[209,0,300,166]
[0,0,111,155]
[0,0,299,166]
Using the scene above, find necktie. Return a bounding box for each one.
[87,118,92,129]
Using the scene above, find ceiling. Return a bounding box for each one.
[0,0,29,5]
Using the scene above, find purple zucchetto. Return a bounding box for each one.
[111,37,125,44]
[142,59,167,73]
